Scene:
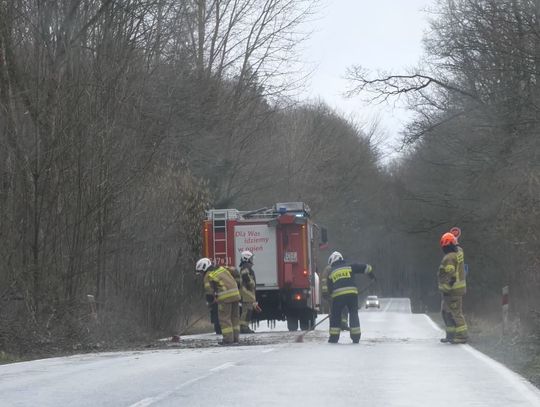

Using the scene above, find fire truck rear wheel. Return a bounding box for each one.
[287,317,299,331]
[299,318,310,331]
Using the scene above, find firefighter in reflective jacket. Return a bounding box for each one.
[238,251,260,334]
[196,258,241,345]
[326,251,374,343]
[321,264,349,330]
[438,233,468,344]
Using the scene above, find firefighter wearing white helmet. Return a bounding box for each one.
[195,257,241,345]
[238,250,259,333]
[326,251,374,344]
[321,253,350,331]
[328,251,343,265]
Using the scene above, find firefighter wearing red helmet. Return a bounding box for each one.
[438,232,468,344]
[196,258,241,345]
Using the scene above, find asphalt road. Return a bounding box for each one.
[2,298,540,407]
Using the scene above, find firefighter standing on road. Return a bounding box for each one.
[321,264,349,331]
[196,258,241,345]
[238,251,260,334]
[326,251,375,344]
[438,232,468,344]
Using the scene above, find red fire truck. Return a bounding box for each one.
[202,202,326,331]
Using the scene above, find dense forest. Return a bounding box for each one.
[1,0,539,355]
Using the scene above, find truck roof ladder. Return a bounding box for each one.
[208,209,239,266]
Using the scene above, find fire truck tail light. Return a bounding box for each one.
[303,269,308,276]
[294,294,302,301]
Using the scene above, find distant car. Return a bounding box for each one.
[365,295,380,309]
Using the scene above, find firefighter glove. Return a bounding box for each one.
[253,302,262,313]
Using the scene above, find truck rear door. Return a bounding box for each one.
[234,223,278,289]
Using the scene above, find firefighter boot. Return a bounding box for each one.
[240,325,254,334]
[440,332,453,343]
[351,328,361,344]
[441,327,455,343]
[328,327,340,343]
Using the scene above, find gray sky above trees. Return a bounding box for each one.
[301,0,433,156]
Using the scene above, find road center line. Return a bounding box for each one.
[383,298,392,312]
[129,362,237,407]
[128,374,211,407]
[210,362,236,372]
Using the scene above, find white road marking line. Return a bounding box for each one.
[209,362,236,372]
[425,313,540,404]
[261,348,274,353]
[128,362,237,406]
[424,314,444,333]
[462,345,540,406]
[128,374,210,407]
[383,298,393,312]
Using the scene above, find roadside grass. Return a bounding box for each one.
[0,351,21,365]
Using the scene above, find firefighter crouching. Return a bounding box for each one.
[238,250,261,334]
[438,232,468,344]
[326,251,375,344]
[196,258,241,345]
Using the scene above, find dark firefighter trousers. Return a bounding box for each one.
[210,303,221,335]
[441,295,468,341]
[329,294,360,343]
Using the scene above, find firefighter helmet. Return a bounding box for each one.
[195,258,212,273]
[440,232,457,247]
[240,250,253,263]
[328,251,343,265]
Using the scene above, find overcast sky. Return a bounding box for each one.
[300,0,435,157]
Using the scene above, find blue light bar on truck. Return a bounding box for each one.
[274,202,311,217]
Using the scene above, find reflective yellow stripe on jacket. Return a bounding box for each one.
[438,249,466,296]
[204,267,241,303]
[331,286,359,298]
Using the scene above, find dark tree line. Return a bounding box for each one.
[7,0,537,357]
[1,0,348,354]
[348,0,540,326]
[0,0,386,355]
